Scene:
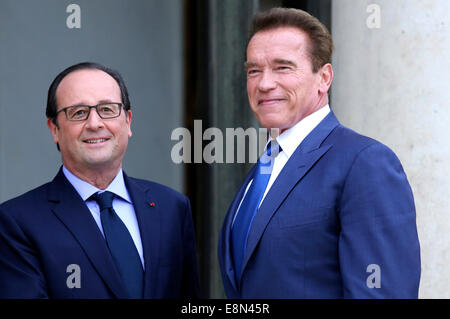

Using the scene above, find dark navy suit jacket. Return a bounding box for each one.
[0,168,200,298]
[218,111,421,298]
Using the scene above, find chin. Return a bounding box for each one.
[258,119,283,131]
[255,113,286,130]
[83,154,114,167]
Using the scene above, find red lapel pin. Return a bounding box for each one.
[149,202,155,207]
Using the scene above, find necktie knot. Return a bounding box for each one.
[266,140,282,157]
[92,191,115,211]
[259,140,282,174]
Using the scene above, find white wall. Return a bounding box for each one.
[332,0,450,298]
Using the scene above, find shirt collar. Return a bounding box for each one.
[267,104,330,157]
[62,166,132,203]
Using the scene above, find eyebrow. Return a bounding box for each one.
[68,99,117,107]
[97,99,117,104]
[244,59,297,70]
[244,61,259,70]
[273,59,297,67]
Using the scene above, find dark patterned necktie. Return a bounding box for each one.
[92,191,144,298]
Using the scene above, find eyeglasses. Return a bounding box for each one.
[55,102,124,121]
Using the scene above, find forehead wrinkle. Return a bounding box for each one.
[248,27,311,59]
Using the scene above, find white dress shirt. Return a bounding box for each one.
[63,166,145,268]
[233,105,331,224]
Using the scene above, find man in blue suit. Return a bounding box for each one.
[0,62,200,298]
[218,8,421,298]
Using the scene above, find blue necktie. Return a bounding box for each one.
[92,191,144,298]
[231,140,281,282]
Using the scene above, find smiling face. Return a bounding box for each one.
[47,69,132,176]
[246,26,333,133]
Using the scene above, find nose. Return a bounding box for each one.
[258,70,277,92]
[84,108,105,130]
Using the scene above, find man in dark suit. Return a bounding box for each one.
[0,62,200,298]
[218,8,421,298]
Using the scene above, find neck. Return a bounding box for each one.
[63,164,122,190]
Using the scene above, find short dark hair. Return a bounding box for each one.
[46,62,131,125]
[248,7,334,73]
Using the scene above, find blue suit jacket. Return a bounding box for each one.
[218,111,421,298]
[0,168,200,298]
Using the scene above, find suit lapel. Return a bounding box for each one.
[124,174,161,299]
[240,111,340,278]
[48,169,128,298]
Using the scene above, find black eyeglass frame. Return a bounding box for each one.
[54,102,125,122]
